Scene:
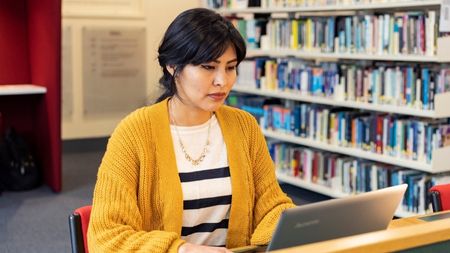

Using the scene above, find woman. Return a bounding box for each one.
[88,8,294,253]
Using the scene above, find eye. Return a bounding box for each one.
[227,65,237,71]
[201,65,215,70]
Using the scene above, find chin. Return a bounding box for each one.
[205,102,224,112]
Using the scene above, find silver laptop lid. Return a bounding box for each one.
[267,184,408,251]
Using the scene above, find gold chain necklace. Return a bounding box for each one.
[170,100,212,166]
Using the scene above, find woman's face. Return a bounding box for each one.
[173,45,238,113]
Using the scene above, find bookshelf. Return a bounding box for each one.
[246,47,449,62]
[217,0,442,14]
[0,0,62,192]
[233,85,450,118]
[276,172,416,217]
[264,129,450,173]
[210,0,450,216]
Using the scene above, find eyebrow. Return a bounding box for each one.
[211,59,238,64]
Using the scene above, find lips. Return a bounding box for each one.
[208,92,227,101]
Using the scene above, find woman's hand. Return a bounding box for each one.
[178,242,233,253]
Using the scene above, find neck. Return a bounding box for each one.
[169,97,212,126]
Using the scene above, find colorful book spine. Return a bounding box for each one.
[237,58,450,111]
[267,141,448,214]
[254,100,450,163]
[229,10,437,56]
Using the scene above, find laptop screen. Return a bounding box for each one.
[266,184,407,251]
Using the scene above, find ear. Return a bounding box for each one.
[166,65,175,76]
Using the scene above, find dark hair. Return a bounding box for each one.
[156,8,246,102]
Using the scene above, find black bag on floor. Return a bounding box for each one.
[0,128,40,191]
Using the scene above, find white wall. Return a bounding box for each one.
[144,1,203,103]
[62,0,201,139]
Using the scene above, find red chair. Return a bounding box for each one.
[429,184,450,212]
[69,205,92,253]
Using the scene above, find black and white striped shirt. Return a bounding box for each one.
[170,115,231,246]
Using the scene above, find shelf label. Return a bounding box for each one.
[440,0,450,32]
[82,26,147,119]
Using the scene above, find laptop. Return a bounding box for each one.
[231,184,407,252]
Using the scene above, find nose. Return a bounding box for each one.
[213,69,227,87]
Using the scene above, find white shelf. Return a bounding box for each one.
[246,48,441,62]
[232,86,450,118]
[277,172,348,198]
[276,172,419,217]
[264,129,450,173]
[218,0,441,14]
[394,209,424,218]
[0,84,47,95]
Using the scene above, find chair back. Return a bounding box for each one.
[69,205,92,253]
[430,184,450,212]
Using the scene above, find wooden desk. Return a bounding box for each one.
[231,211,450,253]
[387,211,445,229]
[274,211,450,253]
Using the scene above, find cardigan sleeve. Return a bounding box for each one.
[87,113,185,253]
[242,113,296,246]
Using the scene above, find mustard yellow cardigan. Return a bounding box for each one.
[88,98,294,252]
